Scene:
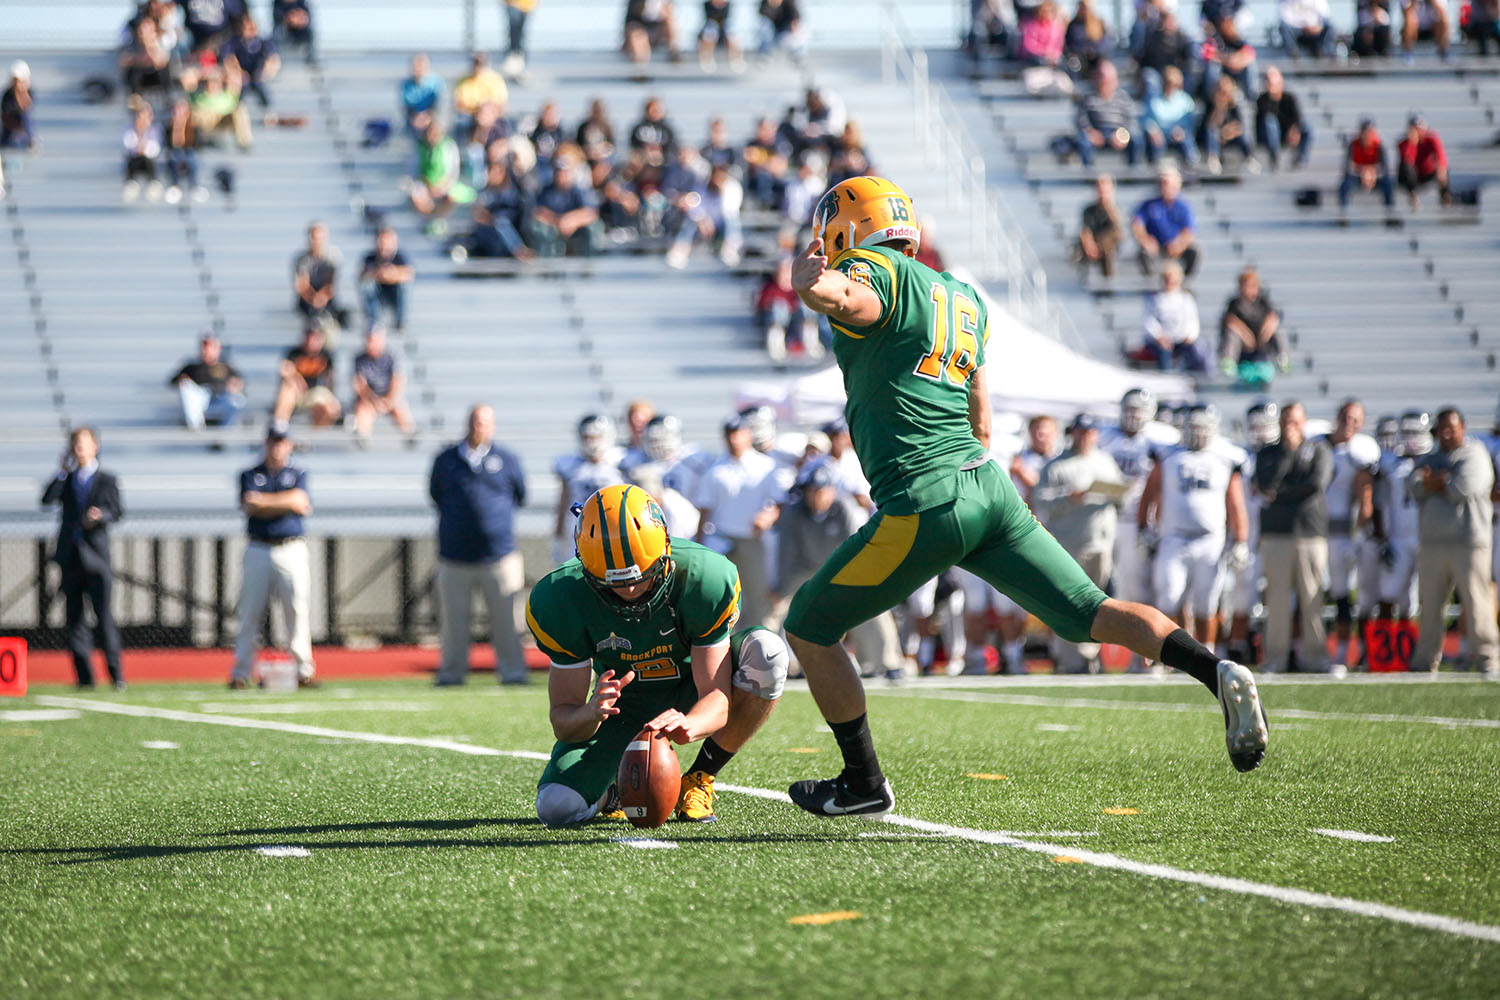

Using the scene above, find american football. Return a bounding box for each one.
[618,727,681,828]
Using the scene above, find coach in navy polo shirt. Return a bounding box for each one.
[231,427,316,688]
[429,404,529,685]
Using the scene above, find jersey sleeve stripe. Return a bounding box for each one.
[697,579,743,640]
[551,660,592,670]
[830,321,866,341]
[525,601,578,661]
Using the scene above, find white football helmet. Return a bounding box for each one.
[1246,401,1280,448]
[1120,387,1155,436]
[578,413,616,461]
[739,405,778,451]
[643,414,683,463]
[1183,403,1219,451]
[1374,415,1399,454]
[1398,411,1432,457]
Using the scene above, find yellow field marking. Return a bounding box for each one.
[1052,856,1085,864]
[965,772,1009,780]
[787,747,822,754]
[789,910,863,926]
[1102,808,1139,815]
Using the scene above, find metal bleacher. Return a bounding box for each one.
[0,45,836,542]
[948,38,1500,424]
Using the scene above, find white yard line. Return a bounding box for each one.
[867,688,1500,730]
[1312,829,1396,843]
[790,673,1489,691]
[610,837,679,850]
[36,696,1500,946]
[194,701,440,716]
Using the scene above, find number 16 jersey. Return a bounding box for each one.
[830,245,991,515]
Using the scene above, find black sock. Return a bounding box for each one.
[1159,628,1221,695]
[828,714,884,795]
[689,737,735,778]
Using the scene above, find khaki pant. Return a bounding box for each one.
[1260,534,1328,671]
[1051,547,1112,673]
[233,539,314,682]
[725,536,769,630]
[191,103,252,150]
[1413,542,1499,672]
[437,552,527,683]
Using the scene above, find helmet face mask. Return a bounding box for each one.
[1184,404,1219,451]
[1375,416,1399,454]
[1398,411,1432,457]
[574,485,675,622]
[739,405,777,451]
[1120,387,1154,435]
[643,414,682,463]
[578,414,616,462]
[1246,401,1280,448]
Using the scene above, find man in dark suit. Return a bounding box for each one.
[40,426,126,689]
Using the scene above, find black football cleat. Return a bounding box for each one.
[788,773,895,819]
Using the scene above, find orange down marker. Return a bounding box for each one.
[0,638,27,697]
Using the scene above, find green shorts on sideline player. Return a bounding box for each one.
[784,460,1107,647]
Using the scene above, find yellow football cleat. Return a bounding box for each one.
[597,783,626,821]
[676,770,718,823]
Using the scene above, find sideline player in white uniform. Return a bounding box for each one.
[552,414,626,562]
[1101,388,1180,606]
[1140,404,1250,648]
[1224,400,1277,663]
[628,414,708,538]
[1374,411,1430,623]
[1323,399,1382,666]
[1482,400,1500,590]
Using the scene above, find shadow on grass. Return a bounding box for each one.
[5,827,921,866]
[215,817,542,836]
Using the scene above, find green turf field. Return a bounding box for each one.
[2,675,1498,998]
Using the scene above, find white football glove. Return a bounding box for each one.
[1227,541,1252,572]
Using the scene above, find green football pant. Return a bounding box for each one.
[784,460,1108,647]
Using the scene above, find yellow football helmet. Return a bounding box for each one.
[811,175,921,258]
[574,484,674,618]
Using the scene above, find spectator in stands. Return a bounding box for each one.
[757,256,817,363]
[231,426,316,690]
[1035,413,1124,672]
[527,101,566,170]
[169,331,246,429]
[783,86,846,158]
[696,413,784,628]
[162,97,209,204]
[41,426,126,690]
[1198,76,1254,174]
[667,158,742,265]
[410,119,477,237]
[1137,9,1193,92]
[743,115,791,207]
[1279,0,1336,58]
[453,52,507,140]
[1338,117,1396,212]
[360,227,414,330]
[1254,66,1311,170]
[400,53,446,139]
[119,14,173,96]
[1411,408,1499,674]
[1353,0,1396,55]
[1072,173,1123,277]
[122,99,164,203]
[1064,0,1112,79]
[1,62,33,151]
[780,152,825,228]
[1019,1,1068,68]
[429,404,529,685]
[1397,115,1452,208]
[1199,11,1259,103]
[698,0,745,72]
[273,325,342,428]
[529,150,602,257]
[222,14,279,108]
[1070,61,1140,167]
[625,0,683,66]
[182,0,246,50]
[503,0,535,79]
[351,326,416,440]
[1254,400,1333,673]
[967,0,1012,58]
[1402,0,1452,61]
[758,0,808,64]
[1140,262,1206,371]
[576,97,617,163]
[292,221,349,330]
[629,96,678,152]
[593,156,642,239]
[1132,167,1199,276]
[701,116,738,173]
[1218,267,1288,385]
[183,54,252,151]
[272,0,316,62]
[1469,0,1500,54]
[466,157,534,259]
[1141,66,1198,165]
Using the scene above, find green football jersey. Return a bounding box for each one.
[829,244,991,514]
[525,538,742,725]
